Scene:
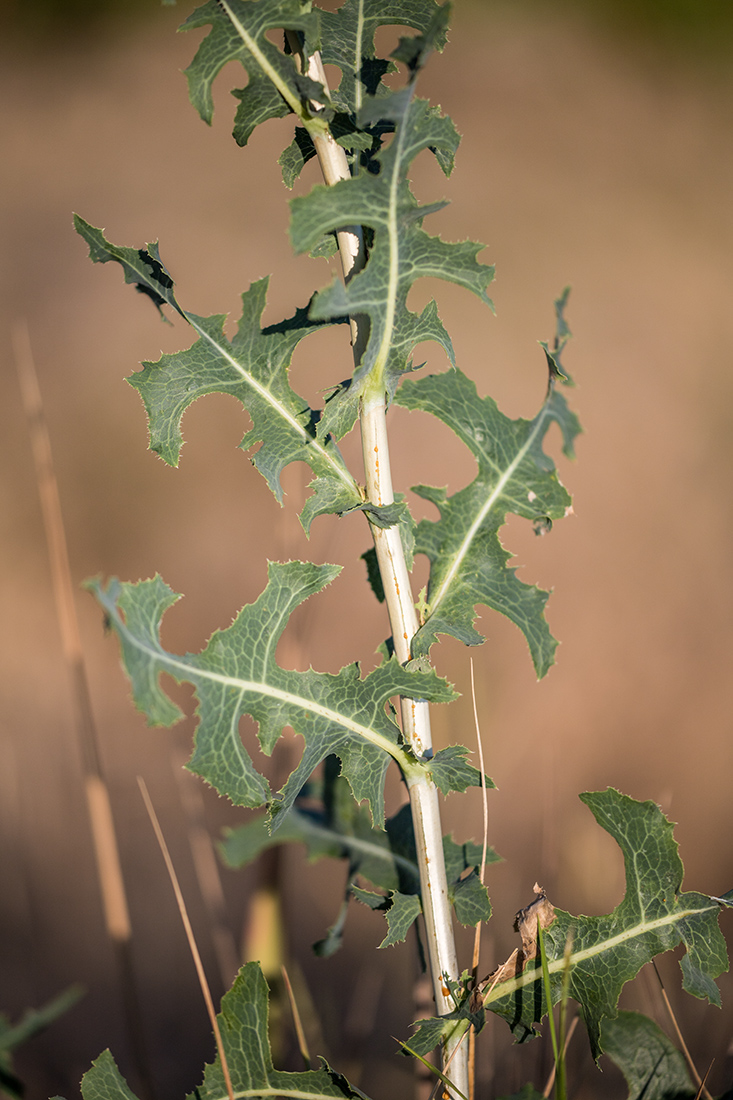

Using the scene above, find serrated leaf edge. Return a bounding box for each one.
[426,394,556,625]
[482,898,724,1007]
[95,579,413,769]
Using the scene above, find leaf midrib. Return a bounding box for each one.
[217,0,303,117]
[483,900,720,1005]
[186,315,358,495]
[106,598,408,767]
[427,402,551,617]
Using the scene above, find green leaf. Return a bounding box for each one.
[79,967,371,1100]
[74,218,362,531]
[396,358,581,677]
[80,1050,138,1100]
[199,964,372,1099]
[224,771,497,944]
[320,0,449,117]
[290,82,493,436]
[73,214,183,321]
[279,0,453,187]
[428,743,492,797]
[379,890,423,946]
[600,1011,695,1100]
[450,870,492,928]
[181,0,321,142]
[483,789,731,1061]
[223,770,423,892]
[88,561,456,827]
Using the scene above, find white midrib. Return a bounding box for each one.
[208,1087,364,1100]
[482,901,721,1004]
[428,402,551,617]
[218,0,303,116]
[109,602,405,765]
[186,315,357,494]
[127,253,357,497]
[290,810,419,876]
[187,9,358,490]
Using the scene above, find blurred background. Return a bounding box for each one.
[2,0,733,1096]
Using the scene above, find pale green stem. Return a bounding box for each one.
[296,42,468,1099]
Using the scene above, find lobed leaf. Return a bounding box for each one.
[74,218,362,531]
[321,0,449,117]
[224,771,497,948]
[395,346,580,679]
[78,966,371,1100]
[290,79,493,437]
[280,0,452,186]
[89,560,457,827]
[483,789,732,1060]
[181,0,322,142]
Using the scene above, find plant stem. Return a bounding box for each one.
[291,40,467,1097]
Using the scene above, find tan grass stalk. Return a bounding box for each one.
[652,960,713,1100]
[13,319,153,1098]
[281,964,312,1069]
[138,777,234,1100]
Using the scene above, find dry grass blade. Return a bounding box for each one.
[694,1061,714,1100]
[171,750,240,989]
[652,960,713,1100]
[137,777,235,1100]
[281,964,312,1070]
[12,320,129,931]
[13,319,154,1097]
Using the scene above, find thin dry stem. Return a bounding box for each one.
[694,1063,714,1100]
[281,964,312,1070]
[171,751,240,988]
[652,960,713,1100]
[138,777,234,1100]
[14,321,156,1096]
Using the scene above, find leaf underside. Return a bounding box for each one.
[223,765,496,948]
[600,1011,695,1100]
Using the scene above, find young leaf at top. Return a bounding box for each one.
[395,294,581,678]
[322,0,449,116]
[77,965,371,1100]
[73,217,362,531]
[88,560,457,827]
[290,20,494,438]
[281,0,451,184]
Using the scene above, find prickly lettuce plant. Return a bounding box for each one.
[73,1,731,1096]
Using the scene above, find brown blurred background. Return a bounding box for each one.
[2,1,733,1097]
